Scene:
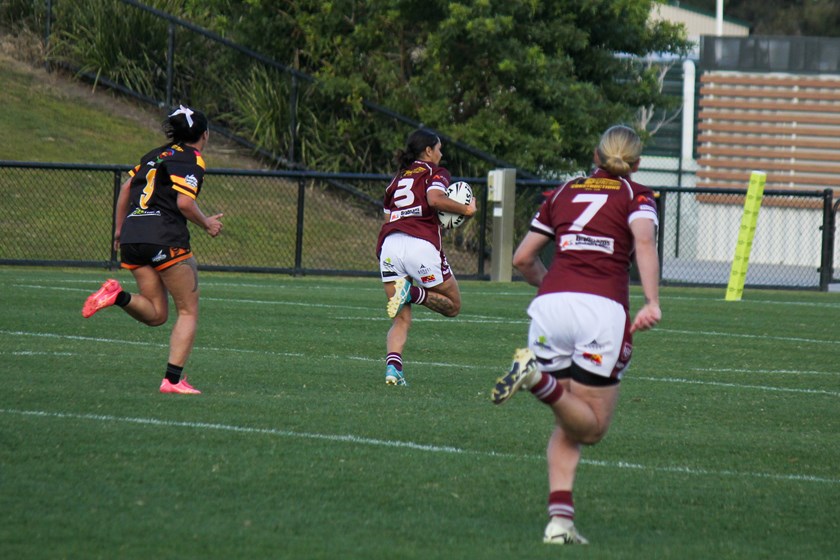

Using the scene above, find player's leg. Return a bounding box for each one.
[423,274,461,317]
[380,236,411,385]
[159,257,199,367]
[157,257,202,394]
[123,265,169,326]
[384,279,411,386]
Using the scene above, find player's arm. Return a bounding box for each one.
[177,193,224,238]
[113,176,132,251]
[427,188,477,217]
[512,230,552,287]
[629,217,661,332]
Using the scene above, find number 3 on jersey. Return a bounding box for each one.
[392,178,415,208]
[569,193,608,232]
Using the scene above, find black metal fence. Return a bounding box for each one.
[1,162,837,289]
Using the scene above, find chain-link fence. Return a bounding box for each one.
[1,162,837,289]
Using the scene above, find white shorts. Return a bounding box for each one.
[379,232,451,288]
[527,292,632,381]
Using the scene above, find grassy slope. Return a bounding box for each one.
[0,52,262,168]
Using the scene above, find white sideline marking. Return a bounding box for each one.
[692,367,838,376]
[656,328,840,346]
[1,329,836,395]
[1,407,837,485]
[634,376,840,397]
[0,330,304,358]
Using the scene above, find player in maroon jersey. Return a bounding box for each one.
[490,125,661,544]
[82,105,224,395]
[376,129,477,386]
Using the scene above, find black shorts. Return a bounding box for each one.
[120,243,193,271]
[545,361,620,387]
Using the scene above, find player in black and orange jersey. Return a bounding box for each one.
[82,105,224,395]
[376,129,477,386]
[490,125,661,545]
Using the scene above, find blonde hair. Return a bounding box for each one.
[595,125,642,177]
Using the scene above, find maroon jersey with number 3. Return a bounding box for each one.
[376,161,451,257]
[531,168,658,308]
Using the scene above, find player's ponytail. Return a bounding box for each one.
[596,125,642,177]
[163,104,208,144]
[394,128,440,171]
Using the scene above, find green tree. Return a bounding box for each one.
[190,0,690,175]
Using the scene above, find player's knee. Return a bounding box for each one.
[580,425,610,445]
[144,315,168,327]
[444,300,461,317]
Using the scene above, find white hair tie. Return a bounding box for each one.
[169,104,194,128]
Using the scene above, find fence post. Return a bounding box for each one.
[110,171,122,269]
[488,168,516,282]
[656,190,666,279]
[819,189,835,291]
[476,179,488,277]
[294,178,305,275]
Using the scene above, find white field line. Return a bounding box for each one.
[1,407,837,485]
[2,329,837,396]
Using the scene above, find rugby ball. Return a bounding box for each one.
[438,181,473,229]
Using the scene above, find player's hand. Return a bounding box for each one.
[205,213,224,237]
[630,302,661,333]
[463,198,477,217]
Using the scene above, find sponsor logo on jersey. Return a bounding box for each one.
[582,352,603,365]
[184,174,199,188]
[127,208,161,218]
[152,250,167,263]
[576,178,620,190]
[559,233,614,254]
[418,264,431,275]
[621,342,632,360]
[404,166,425,176]
[388,206,422,222]
[382,258,397,271]
[420,274,436,283]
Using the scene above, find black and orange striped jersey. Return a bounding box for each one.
[120,143,206,247]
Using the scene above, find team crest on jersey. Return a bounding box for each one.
[559,233,614,254]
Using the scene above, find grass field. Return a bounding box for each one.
[0,268,838,559]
